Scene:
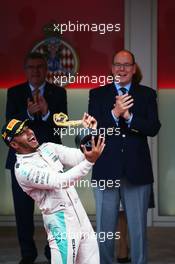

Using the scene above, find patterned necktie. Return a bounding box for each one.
[120,87,127,95]
[32,88,40,103]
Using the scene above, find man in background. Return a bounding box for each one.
[5,52,67,264]
[88,50,161,264]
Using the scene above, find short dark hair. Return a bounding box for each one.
[24,52,47,67]
[112,49,136,65]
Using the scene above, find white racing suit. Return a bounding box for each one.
[15,143,99,264]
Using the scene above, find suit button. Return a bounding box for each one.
[122,134,126,138]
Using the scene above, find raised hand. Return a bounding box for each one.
[82,112,97,129]
[81,136,105,163]
[112,94,134,120]
[37,95,48,116]
[27,98,41,116]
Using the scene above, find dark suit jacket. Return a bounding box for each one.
[88,82,161,185]
[6,81,67,169]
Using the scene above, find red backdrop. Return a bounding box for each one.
[158,0,175,89]
[0,0,124,88]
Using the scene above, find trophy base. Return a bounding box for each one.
[75,128,98,152]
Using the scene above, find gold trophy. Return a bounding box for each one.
[53,112,82,127]
[53,112,98,151]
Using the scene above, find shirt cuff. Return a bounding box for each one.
[125,113,133,127]
[27,110,34,120]
[42,110,50,121]
[111,110,119,126]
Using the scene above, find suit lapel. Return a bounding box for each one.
[129,83,141,114]
[129,82,138,96]
[21,83,32,101]
[104,82,118,108]
[43,82,53,103]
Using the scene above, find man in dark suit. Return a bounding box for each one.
[6,52,67,264]
[88,50,161,264]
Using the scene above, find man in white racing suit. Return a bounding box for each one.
[1,114,105,264]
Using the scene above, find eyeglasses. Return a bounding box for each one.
[25,64,46,70]
[113,63,134,69]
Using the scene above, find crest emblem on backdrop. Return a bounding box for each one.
[31,23,79,87]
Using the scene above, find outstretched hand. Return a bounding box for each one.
[81,136,105,163]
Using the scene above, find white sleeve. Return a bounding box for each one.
[15,159,93,190]
[51,143,85,167]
